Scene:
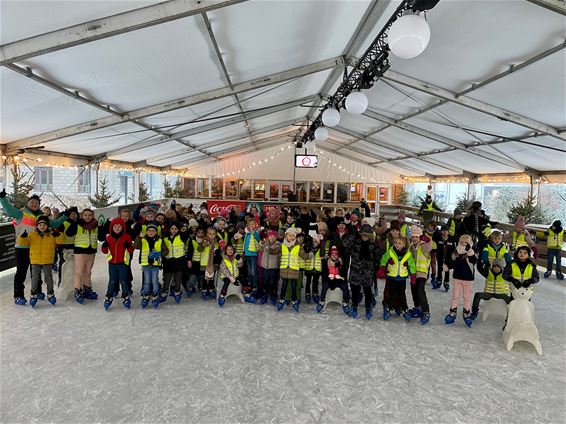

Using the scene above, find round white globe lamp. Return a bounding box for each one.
[322,108,340,127]
[388,13,430,59]
[345,91,369,115]
[314,126,328,141]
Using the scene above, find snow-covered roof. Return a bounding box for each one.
[1,0,565,180]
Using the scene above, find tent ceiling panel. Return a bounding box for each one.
[237,69,332,111]
[149,150,206,167]
[388,157,452,176]
[403,113,495,145]
[468,52,566,128]
[110,140,186,163]
[42,122,150,156]
[245,107,306,133]
[337,110,382,134]
[383,1,565,92]
[353,141,401,160]
[374,161,420,177]
[17,16,227,112]
[377,126,450,153]
[0,1,161,45]
[207,0,371,84]
[364,80,439,117]
[182,121,249,146]
[325,129,357,144]
[475,142,566,172]
[140,97,239,129]
[204,138,251,154]
[430,150,519,174]
[0,68,111,142]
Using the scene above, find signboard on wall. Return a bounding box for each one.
[208,200,246,218]
[0,223,16,271]
[246,202,280,216]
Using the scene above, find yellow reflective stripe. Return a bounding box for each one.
[281,244,300,270]
[191,240,202,262]
[415,245,430,273]
[547,230,564,249]
[484,271,509,295]
[165,236,185,259]
[387,248,411,277]
[220,258,239,279]
[512,232,528,249]
[511,262,533,283]
[141,238,162,266]
[75,226,97,249]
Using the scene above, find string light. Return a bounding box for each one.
[317,151,379,184]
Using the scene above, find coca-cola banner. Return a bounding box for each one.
[208,200,246,218]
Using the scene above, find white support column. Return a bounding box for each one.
[133,171,140,203]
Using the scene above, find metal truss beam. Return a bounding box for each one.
[0,0,248,65]
[383,70,566,142]
[526,0,566,15]
[362,109,526,170]
[5,57,342,153]
[334,126,464,174]
[105,95,315,157]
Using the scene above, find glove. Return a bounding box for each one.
[410,274,416,286]
[443,264,449,273]
[387,258,395,265]
[420,234,430,243]
[467,249,475,257]
[20,230,28,238]
[219,240,227,250]
[512,280,521,289]
[531,245,539,259]
[0,188,6,198]
[51,230,60,237]
[235,254,241,260]
[523,279,532,288]
[148,258,155,265]
[377,266,386,279]
[402,261,409,268]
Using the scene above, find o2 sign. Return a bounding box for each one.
[295,155,318,168]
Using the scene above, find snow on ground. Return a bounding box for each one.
[1,254,565,424]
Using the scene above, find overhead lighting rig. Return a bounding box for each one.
[303,0,439,143]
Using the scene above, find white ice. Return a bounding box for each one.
[1,255,565,424]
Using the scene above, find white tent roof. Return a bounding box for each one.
[1,0,565,180]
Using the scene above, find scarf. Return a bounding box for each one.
[283,239,296,249]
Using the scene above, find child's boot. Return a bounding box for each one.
[103,296,113,311]
[402,309,412,321]
[316,302,324,313]
[351,307,359,319]
[174,291,182,303]
[383,306,391,321]
[313,293,320,304]
[218,295,225,308]
[14,297,27,306]
[410,307,422,318]
[463,309,473,328]
[122,296,131,309]
[141,296,149,308]
[420,312,430,325]
[83,287,98,300]
[74,289,84,304]
[544,270,551,278]
[443,281,450,292]
[30,294,38,308]
[151,296,160,309]
[431,277,441,289]
[557,273,564,280]
[342,303,351,315]
[47,293,56,306]
[276,300,285,311]
[365,307,373,321]
[444,308,457,324]
[292,300,300,312]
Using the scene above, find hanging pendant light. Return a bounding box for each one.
[314,126,328,141]
[388,12,430,59]
[345,91,369,115]
[322,107,340,127]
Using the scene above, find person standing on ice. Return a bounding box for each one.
[408,225,433,325]
[277,228,310,313]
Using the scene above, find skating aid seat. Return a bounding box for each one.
[503,286,542,356]
[482,298,509,322]
[322,288,343,312]
[219,281,244,304]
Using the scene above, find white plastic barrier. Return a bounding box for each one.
[322,288,343,311]
[57,249,75,302]
[482,298,508,322]
[503,286,542,355]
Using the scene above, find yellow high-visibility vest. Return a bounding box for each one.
[62,220,76,245]
[190,239,202,262]
[281,244,300,270]
[484,243,509,263]
[107,248,130,266]
[164,235,185,259]
[386,248,412,278]
[511,262,534,283]
[413,244,430,274]
[74,225,98,249]
[219,257,239,279]
[305,250,322,272]
[484,271,509,295]
[512,231,528,250]
[140,238,162,267]
[200,242,218,267]
[547,229,564,249]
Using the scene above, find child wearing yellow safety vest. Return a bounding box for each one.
[198,227,222,300]
[408,226,433,324]
[258,230,281,305]
[187,226,206,295]
[277,228,310,312]
[217,244,244,307]
[444,234,477,327]
[503,246,539,291]
[100,218,135,310]
[470,258,511,321]
[544,220,564,280]
[378,237,417,321]
[304,234,324,304]
[65,208,104,304]
[243,220,261,302]
[511,216,538,258]
[162,222,191,304]
[134,223,169,309]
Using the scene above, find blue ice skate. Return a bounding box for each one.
[37,292,46,300]
[463,310,473,328]
[284,299,290,305]
[444,308,457,324]
[83,288,98,300]
[208,290,216,300]
[410,307,422,318]
[122,297,131,309]
[365,308,373,321]
[305,294,312,304]
[169,289,175,297]
[557,273,564,280]
[74,290,84,304]
[383,306,391,321]
[244,293,256,304]
[201,290,207,300]
[431,277,441,290]
[276,300,285,311]
[158,294,167,303]
[174,293,182,304]
[259,295,268,305]
[14,297,27,306]
[402,310,412,321]
[316,302,324,313]
[270,297,277,306]
[443,282,450,292]
[141,298,149,308]
[30,296,38,308]
[152,298,160,309]
[103,298,112,311]
[470,311,478,321]
[342,303,351,316]
[420,313,430,325]
[350,307,358,319]
[543,271,551,278]
[218,296,225,308]
[312,294,320,304]
[48,295,56,306]
[292,301,300,312]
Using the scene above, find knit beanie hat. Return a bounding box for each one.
[68,206,79,215]
[329,246,340,256]
[515,245,531,257]
[440,224,449,232]
[146,223,158,231]
[267,230,278,237]
[188,219,199,228]
[36,215,50,226]
[317,222,329,233]
[360,224,373,236]
[411,225,423,237]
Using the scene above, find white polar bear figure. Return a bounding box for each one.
[482,298,509,322]
[56,249,75,302]
[503,286,542,355]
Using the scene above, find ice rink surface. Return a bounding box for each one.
[1,255,565,424]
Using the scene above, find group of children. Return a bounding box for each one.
[2,189,563,326]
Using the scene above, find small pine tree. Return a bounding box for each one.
[395,187,409,205]
[163,178,176,198]
[455,192,478,213]
[507,194,549,225]
[88,176,120,208]
[130,181,151,203]
[8,165,36,209]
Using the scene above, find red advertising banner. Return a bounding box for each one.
[208,200,246,218]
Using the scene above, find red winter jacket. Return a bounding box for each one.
[101,218,134,264]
